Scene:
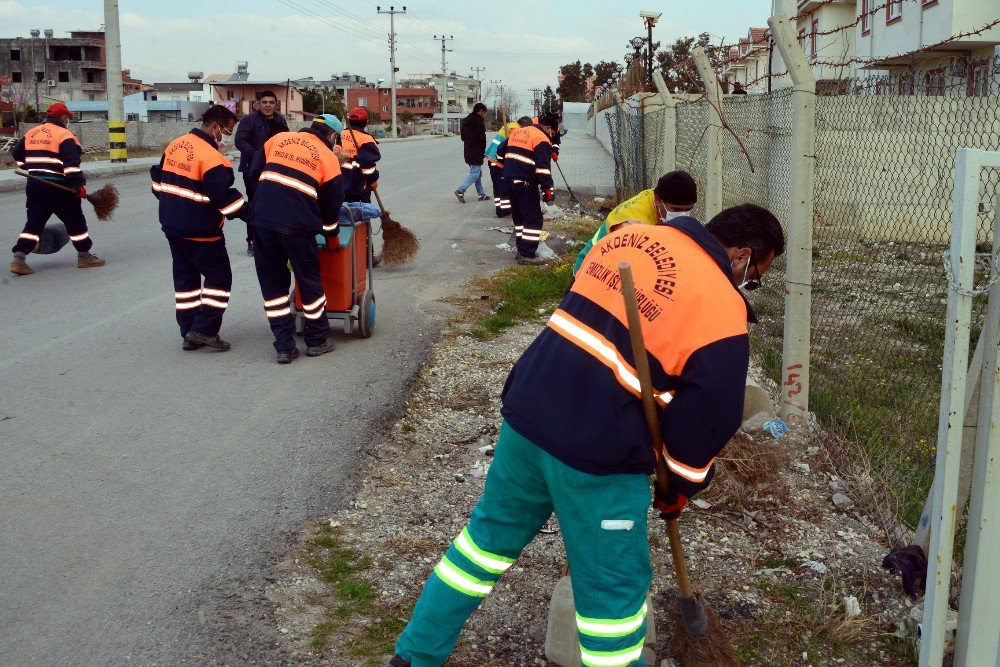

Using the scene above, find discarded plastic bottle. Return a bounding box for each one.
[762,419,787,439]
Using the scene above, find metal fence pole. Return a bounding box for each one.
[652,71,676,174]
[692,47,722,220]
[954,160,1000,667]
[919,147,983,667]
[767,13,816,422]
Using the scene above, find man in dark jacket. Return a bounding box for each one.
[234,90,289,255]
[453,102,488,203]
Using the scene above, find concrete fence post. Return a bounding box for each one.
[767,12,816,422]
[612,90,629,198]
[692,46,723,220]
[652,71,676,175]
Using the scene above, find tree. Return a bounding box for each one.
[656,34,726,93]
[541,85,558,112]
[399,111,414,124]
[593,60,623,88]
[582,62,594,79]
[301,87,345,119]
[556,60,587,102]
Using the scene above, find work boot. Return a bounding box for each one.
[477,194,489,201]
[453,190,465,203]
[276,347,300,365]
[388,657,411,667]
[516,253,546,266]
[184,330,231,351]
[306,339,337,357]
[10,257,34,276]
[77,252,106,268]
[181,336,205,351]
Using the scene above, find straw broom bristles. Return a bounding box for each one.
[88,183,120,221]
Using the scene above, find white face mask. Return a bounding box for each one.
[663,210,686,222]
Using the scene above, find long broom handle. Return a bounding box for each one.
[14,169,80,194]
[555,160,579,202]
[618,261,696,601]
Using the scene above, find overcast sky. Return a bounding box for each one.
[1,0,772,108]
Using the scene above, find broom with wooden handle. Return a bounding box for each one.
[344,128,419,267]
[14,169,120,221]
[617,261,739,664]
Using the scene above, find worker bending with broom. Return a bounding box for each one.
[573,170,699,275]
[151,105,248,351]
[390,204,784,667]
[9,102,105,276]
[339,107,381,203]
[485,118,526,218]
[249,115,344,364]
[500,111,560,265]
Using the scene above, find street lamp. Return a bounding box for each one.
[640,10,662,88]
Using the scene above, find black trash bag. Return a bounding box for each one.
[36,224,70,255]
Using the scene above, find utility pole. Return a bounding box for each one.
[470,66,485,102]
[529,87,542,116]
[377,5,405,139]
[433,34,453,134]
[103,0,126,162]
[489,78,502,123]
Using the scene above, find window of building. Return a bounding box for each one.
[922,0,938,7]
[382,105,388,112]
[58,71,69,83]
[798,28,805,50]
[969,61,989,97]
[887,0,902,23]
[925,67,945,96]
[35,72,44,83]
[12,71,21,83]
[810,19,818,60]
[10,48,20,61]
[126,113,139,121]
[227,90,233,100]
[861,0,872,34]
[358,96,368,107]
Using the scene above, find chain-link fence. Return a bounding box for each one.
[600,55,1000,537]
[805,60,999,533]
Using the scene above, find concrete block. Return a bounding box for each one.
[544,575,656,667]
[744,375,773,419]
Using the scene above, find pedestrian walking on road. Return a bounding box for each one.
[9,102,106,276]
[388,204,785,667]
[454,102,488,203]
[235,90,289,256]
[248,118,344,364]
[339,108,381,204]
[151,105,249,352]
[499,111,559,264]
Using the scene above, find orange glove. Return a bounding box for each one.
[551,152,559,163]
[369,181,378,191]
[77,186,88,199]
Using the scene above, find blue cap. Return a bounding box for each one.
[316,114,343,133]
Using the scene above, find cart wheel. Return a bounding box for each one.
[358,290,375,338]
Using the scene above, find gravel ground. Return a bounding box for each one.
[267,223,920,666]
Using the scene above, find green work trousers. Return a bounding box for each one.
[395,421,653,667]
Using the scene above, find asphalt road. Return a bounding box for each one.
[0,137,509,665]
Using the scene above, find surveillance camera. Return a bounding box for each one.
[640,10,662,20]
